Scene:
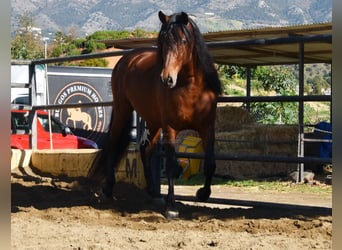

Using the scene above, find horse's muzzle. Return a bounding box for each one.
[161,74,176,88]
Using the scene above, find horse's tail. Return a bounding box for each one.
[87,110,133,182]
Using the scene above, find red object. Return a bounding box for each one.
[11,109,98,149]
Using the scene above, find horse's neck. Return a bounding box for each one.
[182,60,206,89]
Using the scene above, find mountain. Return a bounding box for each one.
[11,0,332,37]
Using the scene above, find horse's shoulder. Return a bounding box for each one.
[132,48,158,61]
[121,48,159,71]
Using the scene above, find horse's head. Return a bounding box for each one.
[158,11,195,88]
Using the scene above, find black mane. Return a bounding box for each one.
[157,12,222,95]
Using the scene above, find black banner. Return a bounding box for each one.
[47,66,113,147]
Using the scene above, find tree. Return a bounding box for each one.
[217,65,248,79]
[216,65,249,95]
[50,31,69,57]
[11,11,44,59]
[250,66,298,124]
[254,66,297,94]
[306,75,330,95]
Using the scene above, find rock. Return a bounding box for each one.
[289,170,315,183]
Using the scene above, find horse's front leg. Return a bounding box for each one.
[196,124,216,202]
[163,128,179,219]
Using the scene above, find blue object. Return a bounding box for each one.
[314,122,332,158]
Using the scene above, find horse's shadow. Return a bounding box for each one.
[11,168,331,221]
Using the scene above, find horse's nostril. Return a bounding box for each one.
[167,76,173,85]
[161,75,173,87]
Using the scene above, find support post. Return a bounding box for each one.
[297,42,305,183]
[28,64,37,150]
[246,66,251,111]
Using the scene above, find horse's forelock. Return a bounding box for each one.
[158,13,194,47]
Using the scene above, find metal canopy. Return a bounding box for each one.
[101,22,332,66]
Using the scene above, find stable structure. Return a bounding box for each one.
[100,22,332,181]
[12,22,332,182]
[101,22,332,66]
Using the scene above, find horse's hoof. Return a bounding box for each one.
[165,208,179,219]
[196,187,211,202]
[93,188,113,203]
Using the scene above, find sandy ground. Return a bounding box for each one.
[11,167,332,250]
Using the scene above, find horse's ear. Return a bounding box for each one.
[158,11,169,24]
[178,12,189,25]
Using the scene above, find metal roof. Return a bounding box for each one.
[101,22,332,66]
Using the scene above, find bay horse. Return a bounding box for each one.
[89,11,222,218]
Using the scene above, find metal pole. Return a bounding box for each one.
[29,64,37,149]
[297,42,305,183]
[165,151,332,165]
[44,39,53,150]
[246,67,251,111]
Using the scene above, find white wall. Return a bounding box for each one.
[11,64,46,105]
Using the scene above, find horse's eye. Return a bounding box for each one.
[181,38,187,45]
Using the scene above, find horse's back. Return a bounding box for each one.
[111,48,163,124]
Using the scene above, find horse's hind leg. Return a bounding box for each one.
[196,124,216,202]
[139,125,162,198]
[101,138,116,199]
[102,106,133,199]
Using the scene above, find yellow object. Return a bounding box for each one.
[177,136,203,179]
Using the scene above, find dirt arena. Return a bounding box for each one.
[11,167,331,250]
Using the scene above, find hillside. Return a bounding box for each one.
[11,0,332,37]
